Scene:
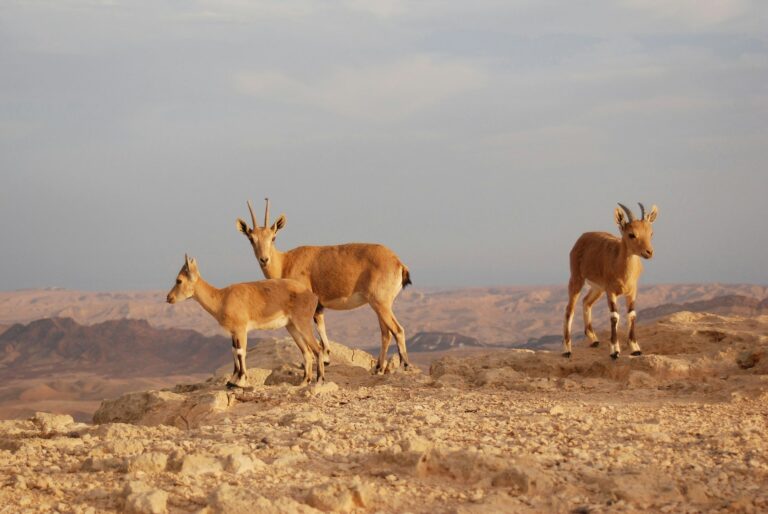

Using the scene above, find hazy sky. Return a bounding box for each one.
[1,0,767,291]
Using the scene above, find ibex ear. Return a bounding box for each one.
[236,218,250,234]
[272,214,286,232]
[614,207,628,228]
[645,205,658,223]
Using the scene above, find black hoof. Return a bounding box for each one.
[631,351,642,356]
[225,381,238,389]
[610,352,619,360]
[562,352,572,359]
[323,360,331,367]
[590,341,600,348]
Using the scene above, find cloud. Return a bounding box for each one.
[620,0,752,28]
[234,55,488,121]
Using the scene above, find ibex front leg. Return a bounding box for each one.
[626,293,642,356]
[227,330,249,388]
[607,293,621,360]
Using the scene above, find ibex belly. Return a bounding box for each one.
[247,316,289,331]
[322,293,368,310]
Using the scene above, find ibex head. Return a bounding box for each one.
[236,198,286,268]
[614,203,659,259]
[166,254,199,304]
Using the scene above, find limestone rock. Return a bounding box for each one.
[128,452,168,474]
[208,484,321,514]
[125,489,168,514]
[30,412,75,434]
[305,478,372,513]
[179,454,223,477]
[93,389,231,428]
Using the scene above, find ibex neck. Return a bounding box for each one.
[192,277,223,320]
[262,247,286,279]
[616,239,640,280]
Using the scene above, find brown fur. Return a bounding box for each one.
[166,255,324,387]
[563,204,658,359]
[237,199,411,373]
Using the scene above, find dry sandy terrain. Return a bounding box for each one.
[1,284,766,346]
[0,311,766,513]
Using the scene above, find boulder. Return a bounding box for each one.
[93,389,231,428]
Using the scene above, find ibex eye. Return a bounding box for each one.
[272,237,276,242]
[175,279,181,285]
[628,233,636,239]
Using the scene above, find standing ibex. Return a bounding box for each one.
[166,255,325,387]
[237,199,412,373]
[563,203,659,359]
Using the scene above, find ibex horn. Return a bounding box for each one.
[264,198,270,228]
[247,200,258,229]
[638,202,646,220]
[617,203,636,222]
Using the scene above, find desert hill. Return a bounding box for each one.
[639,293,768,320]
[0,311,766,513]
[0,318,235,377]
[406,331,485,352]
[0,318,259,422]
[1,283,766,348]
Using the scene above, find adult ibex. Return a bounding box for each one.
[166,255,325,387]
[563,203,659,359]
[237,199,412,373]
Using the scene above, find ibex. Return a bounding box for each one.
[166,255,325,387]
[563,203,659,360]
[237,199,412,373]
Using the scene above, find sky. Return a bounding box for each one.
[1,0,767,291]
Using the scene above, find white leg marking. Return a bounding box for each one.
[629,340,641,353]
[610,311,620,321]
[628,310,637,320]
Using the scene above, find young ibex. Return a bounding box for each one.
[563,203,659,359]
[237,198,412,373]
[166,255,325,387]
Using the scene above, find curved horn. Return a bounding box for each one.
[617,203,635,222]
[247,200,258,229]
[264,198,270,227]
[638,202,646,220]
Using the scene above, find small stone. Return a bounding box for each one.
[30,412,75,434]
[179,454,223,477]
[128,452,168,474]
[125,489,168,514]
[549,405,565,416]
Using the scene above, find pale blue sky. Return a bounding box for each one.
[1,1,767,290]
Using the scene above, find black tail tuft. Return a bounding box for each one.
[402,267,412,288]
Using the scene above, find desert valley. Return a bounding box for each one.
[0,284,766,513]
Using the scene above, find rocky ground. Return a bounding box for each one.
[1,312,767,513]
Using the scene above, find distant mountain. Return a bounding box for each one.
[640,295,768,321]
[407,331,485,352]
[0,318,245,379]
[1,284,766,347]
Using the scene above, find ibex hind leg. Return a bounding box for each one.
[298,319,325,383]
[372,302,410,372]
[373,315,392,375]
[313,308,332,366]
[563,276,584,358]
[286,322,313,385]
[582,287,603,348]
